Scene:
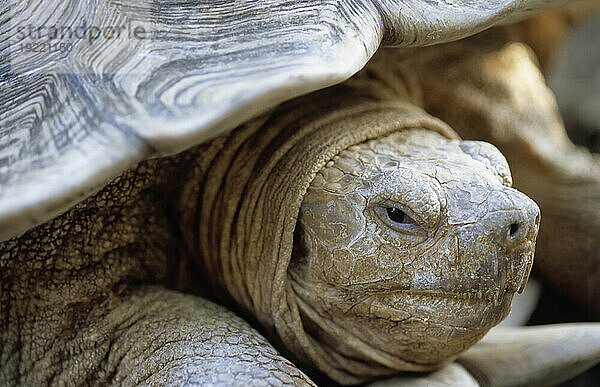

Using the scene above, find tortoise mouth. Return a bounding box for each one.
[371,289,514,329]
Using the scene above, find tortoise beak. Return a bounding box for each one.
[444,187,540,306]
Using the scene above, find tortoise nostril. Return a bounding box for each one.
[488,191,540,251]
[504,220,529,250]
[509,223,520,237]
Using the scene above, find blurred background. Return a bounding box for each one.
[516,4,600,385]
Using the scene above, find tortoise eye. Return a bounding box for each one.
[374,202,426,238]
[386,207,415,224]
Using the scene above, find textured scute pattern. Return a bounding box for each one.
[0,0,570,241]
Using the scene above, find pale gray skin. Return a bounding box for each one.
[290,129,540,369]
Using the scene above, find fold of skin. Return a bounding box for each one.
[176,85,460,384]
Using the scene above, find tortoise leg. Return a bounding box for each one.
[458,323,600,387]
[99,286,315,385]
[405,32,600,317]
[1,285,314,386]
[366,323,600,387]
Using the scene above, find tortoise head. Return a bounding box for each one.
[289,128,540,370]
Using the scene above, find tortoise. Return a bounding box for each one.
[1,1,600,385]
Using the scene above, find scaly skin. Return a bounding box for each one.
[404,27,600,316]
[0,42,542,385]
[0,128,540,385]
[0,149,315,386]
[290,129,539,378]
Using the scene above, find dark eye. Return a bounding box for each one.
[386,207,415,224]
[374,203,425,238]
